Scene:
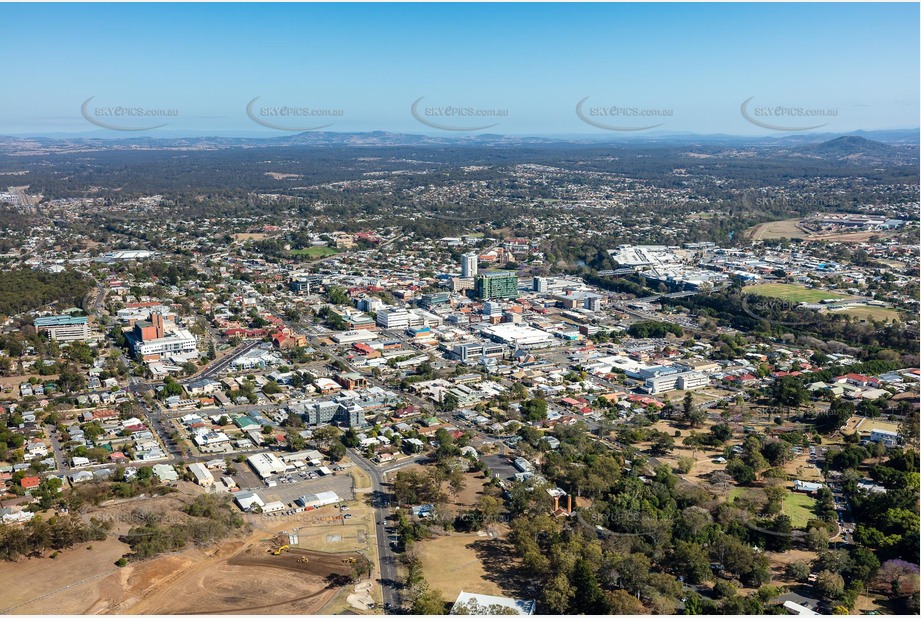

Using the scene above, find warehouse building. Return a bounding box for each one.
[247,452,287,479]
[294,490,341,509]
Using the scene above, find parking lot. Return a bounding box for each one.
[483,454,519,482]
[256,472,354,507]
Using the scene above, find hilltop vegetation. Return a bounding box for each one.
[0,269,92,317]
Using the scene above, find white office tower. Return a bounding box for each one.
[483,301,503,317]
[461,253,479,278]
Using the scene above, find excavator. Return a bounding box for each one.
[271,544,289,556]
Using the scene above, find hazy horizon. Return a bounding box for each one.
[1,3,918,137]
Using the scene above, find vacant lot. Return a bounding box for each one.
[291,246,341,258]
[232,233,268,242]
[747,219,808,240]
[745,283,851,303]
[417,533,507,601]
[2,494,366,615]
[842,416,900,437]
[0,536,127,614]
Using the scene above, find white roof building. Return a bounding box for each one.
[234,491,265,511]
[451,591,536,615]
[247,452,287,478]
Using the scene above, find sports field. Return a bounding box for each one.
[828,306,902,322]
[291,246,342,258]
[746,283,851,303]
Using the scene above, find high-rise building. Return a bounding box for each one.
[461,253,479,278]
[474,272,519,300]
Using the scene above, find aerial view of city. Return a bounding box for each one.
[0,2,918,616]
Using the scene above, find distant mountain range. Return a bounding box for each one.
[0,128,917,156]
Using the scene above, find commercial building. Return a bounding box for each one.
[461,253,479,278]
[247,453,287,479]
[234,491,266,511]
[331,330,378,344]
[644,371,709,394]
[34,315,90,342]
[376,307,411,329]
[793,480,824,493]
[336,372,367,390]
[479,323,554,349]
[127,312,197,361]
[132,329,198,361]
[376,307,442,330]
[868,429,900,448]
[451,591,536,615]
[451,341,506,363]
[188,462,215,487]
[419,292,452,310]
[295,490,341,509]
[474,272,519,300]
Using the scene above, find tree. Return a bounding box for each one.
[542,572,575,613]
[521,398,548,422]
[342,427,360,447]
[806,527,830,551]
[786,560,811,582]
[727,459,756,485]
[326,285,350,306]
[447,469,467,504]
[650,431,675,455]
[605,589,646,614]
[412,586,446,614]
[441,392,459,412]
[673,540,712,584]
[770,375,807,413]
[815,570,846,601]
[313,425,342,448]
[477,495,502,524]
[678,457,697,476]
[286,429,306,451]
[327,441,346,462]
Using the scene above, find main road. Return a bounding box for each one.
[347,449,429,614]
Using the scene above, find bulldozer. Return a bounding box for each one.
[343,557,356,564]
[297,556,310,563]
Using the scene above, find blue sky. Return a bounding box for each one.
[1,3,918,136]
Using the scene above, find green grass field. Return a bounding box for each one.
[746,283,851,303]
[783,492,817,528]
[828,306,902,323]
[727,486,816,529]
[290,246,342,258]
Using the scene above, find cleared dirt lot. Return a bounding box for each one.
[416,528,535,603]
[1,494,366,615]
[746,219,808,240]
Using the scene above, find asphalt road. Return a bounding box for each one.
[347,449,417,614]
